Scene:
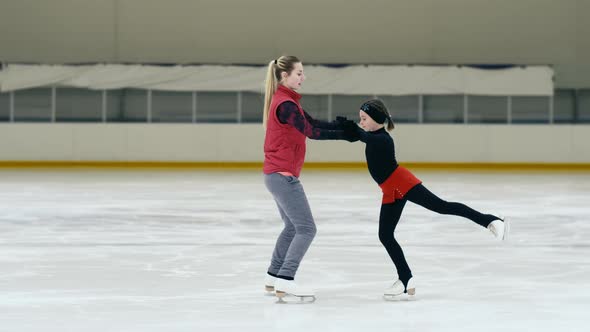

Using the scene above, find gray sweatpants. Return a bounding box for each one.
[264,173,317,279]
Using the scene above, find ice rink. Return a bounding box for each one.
[1,169,589,332]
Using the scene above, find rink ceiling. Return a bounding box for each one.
[1,0,590,86]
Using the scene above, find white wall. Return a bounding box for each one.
[0,124,588,164]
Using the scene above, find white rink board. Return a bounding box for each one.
[1,124,590,164]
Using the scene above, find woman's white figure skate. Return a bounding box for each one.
[383,277,415,301]
[274,278,316,304]
[488,217,509,241]
[264,274,276,296]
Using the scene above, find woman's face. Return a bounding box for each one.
[281,62,305,90]
[359,110,382,132]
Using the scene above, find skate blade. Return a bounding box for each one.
[264,285,275,296]
[275,292,316,304]
[383,290,416,302]
[503,218,510,241]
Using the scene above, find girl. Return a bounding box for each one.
[262,55,355,301]
[345,99,508,299]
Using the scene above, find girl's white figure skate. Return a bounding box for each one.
[383,277,415,301]
[264,274,276,296]
[274,278,316,304]
[488,217,509,241]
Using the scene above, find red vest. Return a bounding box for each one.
[263,85,307,177]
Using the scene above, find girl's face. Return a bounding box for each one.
[359,110,383,132]
[281,62,305,90]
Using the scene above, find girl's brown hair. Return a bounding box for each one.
[363,99,394,131]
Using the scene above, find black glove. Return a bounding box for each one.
[335,116,350,130]
[341,119,360,142]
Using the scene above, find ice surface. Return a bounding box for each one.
[1,169,588,331]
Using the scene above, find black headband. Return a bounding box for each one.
[360,102,389,124]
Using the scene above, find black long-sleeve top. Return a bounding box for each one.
[356,127,399,184]
[276,101,345,140]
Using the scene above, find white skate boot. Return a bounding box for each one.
[383,277,415,301]
[264,274,276,295]
[488,217,509,241]
[274,278,316,304]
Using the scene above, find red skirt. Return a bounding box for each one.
[379,166,422,204]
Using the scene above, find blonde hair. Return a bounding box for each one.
[262,55,301,129]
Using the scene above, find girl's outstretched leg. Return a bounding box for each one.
[405,184,508,239]
[405,184,499,228]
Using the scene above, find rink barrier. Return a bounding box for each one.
[1,161,590,171]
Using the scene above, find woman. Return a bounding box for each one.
[262,55,355,301]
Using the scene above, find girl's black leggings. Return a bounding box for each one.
[378,184,498,286]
